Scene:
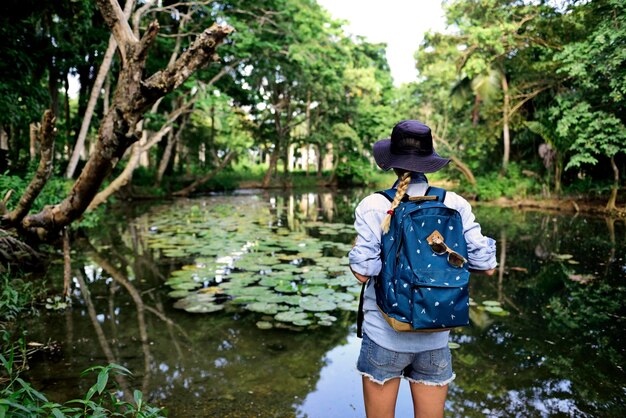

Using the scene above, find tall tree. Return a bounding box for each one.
[1,0,232,245]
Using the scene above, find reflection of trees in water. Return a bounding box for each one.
[452,208,626,417]
[27,206,352,416]
[25,196,626,416]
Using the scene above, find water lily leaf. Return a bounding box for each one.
[279,295,302,306]
[302,286,333,296]
[275,311,309,323]
[167,290,190,298]
[258,277,288,287]
[337,301,359,312]
[327,275,355,287]
[299,297,337,312]
[184,303,225,313]
[231,296,259,304]
[246,302,280,314]
[314,313,337,321]
[275,283,298,293]
[170,282,203,291]
[329,293,355,303]
[256,321,274,330]
[198,286,223,295]
[483,306,509,316]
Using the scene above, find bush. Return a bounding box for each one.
[467,164,540,201]
[0,273,40,322]
[0,350,167,417]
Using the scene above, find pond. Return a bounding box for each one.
[22,188,626,417]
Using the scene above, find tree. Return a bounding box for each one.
[550,0,626,210]
[444,0,554,172]
[1,0,232,247]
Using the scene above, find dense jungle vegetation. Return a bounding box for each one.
[1,0,625,242]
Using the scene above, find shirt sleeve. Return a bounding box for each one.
[447,192,497,271]
[348,196,386,277]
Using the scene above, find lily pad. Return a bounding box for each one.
[256,321,274,330]
[246,302,280,314]
[275,311,309,323]
[184,303,225,313]
[299,297,337,312]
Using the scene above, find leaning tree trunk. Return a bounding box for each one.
[6,0,232,242]
[172,151,235,197]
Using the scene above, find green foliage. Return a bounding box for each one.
[0,355,166,417]
[552,99,626,170]
[0,273,39,322]
[0,172,104,230]
[0,174,72,214]
[468,163,539,200]
[335,158,371,186]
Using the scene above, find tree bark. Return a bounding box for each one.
[431,132,477,186]
[29,123,38,161]
[16,0,232,240]
[449,155,477,186]
[66,0,136,179]
[501,75,510,173]
[86,143,143,212]
[263,144,280,188]
[606,156,619,211]
[155,125,179,186]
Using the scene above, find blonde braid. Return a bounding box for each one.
[381,172,411,234]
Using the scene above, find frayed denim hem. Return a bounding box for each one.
[357,370,402,386]
[406,372,456,387]
[357,370,455,387]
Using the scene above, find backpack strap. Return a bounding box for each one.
[375,189,394,202]
[356,280,367,338]
[425,186,447,202]
[376,189,409,203]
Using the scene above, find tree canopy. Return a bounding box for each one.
[0,0,624,254]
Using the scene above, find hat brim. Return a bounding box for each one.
[373,139,451,173]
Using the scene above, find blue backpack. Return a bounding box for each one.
[358,186,470,334]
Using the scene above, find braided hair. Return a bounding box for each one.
[381,171,411,234]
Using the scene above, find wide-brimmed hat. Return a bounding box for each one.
[373,120,450,173]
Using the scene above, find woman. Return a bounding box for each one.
[349,120,497,418]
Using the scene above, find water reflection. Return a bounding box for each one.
[23,191,626,417]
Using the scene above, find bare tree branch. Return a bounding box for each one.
[140,23,234,107]
[96,0,139,64]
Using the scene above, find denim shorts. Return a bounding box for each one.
[356,333,455,386]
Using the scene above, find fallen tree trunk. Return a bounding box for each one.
[172,151,236,197]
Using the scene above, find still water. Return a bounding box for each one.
[23,189,626,417]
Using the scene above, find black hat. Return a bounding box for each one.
[373,120,450,173]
